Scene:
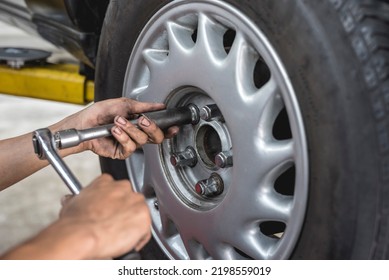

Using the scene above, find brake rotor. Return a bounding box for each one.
[0,47,51,69]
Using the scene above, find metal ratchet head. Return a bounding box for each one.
[32,128,82,195]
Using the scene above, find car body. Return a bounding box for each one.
[0,0,108,68]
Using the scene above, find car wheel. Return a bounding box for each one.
[95,0,389,259]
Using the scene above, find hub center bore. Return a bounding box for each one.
[196,124,222,167]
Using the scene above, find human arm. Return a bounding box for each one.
[0,174,151,260]
[0,98,178,191]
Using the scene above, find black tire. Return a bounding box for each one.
[95,0,389,259]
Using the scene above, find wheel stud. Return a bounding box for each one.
[154,199,159,210]
[195,173,224,197]
[215,150,233,168]
[170,146,197,167]
[200,104,224,122]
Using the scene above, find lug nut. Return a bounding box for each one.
[200,104,224,122]
[195,173,224,197]
[215,150,233,168]
[170,146,197,168]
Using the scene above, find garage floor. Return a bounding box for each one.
[0,22,100,255]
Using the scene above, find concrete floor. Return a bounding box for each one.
[0,22,100,254]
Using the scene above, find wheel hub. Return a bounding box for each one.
[161,92,232,208]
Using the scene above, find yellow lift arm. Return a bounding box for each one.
[0,63,94,105]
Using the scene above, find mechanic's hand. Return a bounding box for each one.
[60,174,151,259]
[51,97,179,159]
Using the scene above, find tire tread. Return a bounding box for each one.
[330,0,389,259]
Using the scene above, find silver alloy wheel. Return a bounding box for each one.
[123,0,308,260]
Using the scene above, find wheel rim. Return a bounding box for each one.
[123,0,308,259]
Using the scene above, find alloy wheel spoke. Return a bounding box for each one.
[225,31,259,97]
[227,231,279,260]
[166,20,195,57]
[259,139,295,177]
[196,13,228,62]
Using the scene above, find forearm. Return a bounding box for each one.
[0,133,48,190]
[0,218,96,260]
[0,116,83,191]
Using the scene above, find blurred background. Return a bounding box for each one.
[0,21,100,255]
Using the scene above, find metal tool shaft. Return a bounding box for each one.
[55,104,200,149]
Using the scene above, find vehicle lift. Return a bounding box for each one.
[0,47,94,105]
